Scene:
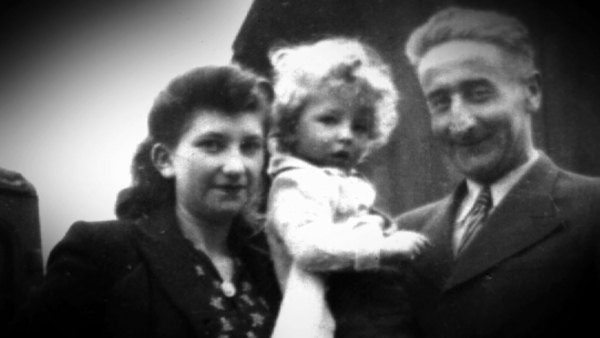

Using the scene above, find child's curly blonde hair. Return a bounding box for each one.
[268,37,400,158]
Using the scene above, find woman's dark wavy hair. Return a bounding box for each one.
[115,64,273,220]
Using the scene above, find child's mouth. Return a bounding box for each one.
[331,151,352,165]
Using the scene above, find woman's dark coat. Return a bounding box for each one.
[10,206,281,338]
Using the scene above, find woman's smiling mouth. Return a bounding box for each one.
[215,184,246,194]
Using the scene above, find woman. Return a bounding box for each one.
[10,65,281,338]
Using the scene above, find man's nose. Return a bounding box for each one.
[448,100,476,138]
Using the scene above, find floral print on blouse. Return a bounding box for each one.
[187,245,275,338]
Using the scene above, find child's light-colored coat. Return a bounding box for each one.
[266,153,386,338]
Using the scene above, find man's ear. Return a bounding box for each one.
[524,72,542,113]
[151,143,175,178]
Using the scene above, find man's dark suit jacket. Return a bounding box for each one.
[395,153,600,338]
[10,206,281,338]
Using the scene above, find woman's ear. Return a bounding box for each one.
[151,143,175,178]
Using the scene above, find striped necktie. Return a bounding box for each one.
[456,186,493,256]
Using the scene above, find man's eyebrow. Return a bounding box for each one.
[459,78,491,89]
[425,88,448,101]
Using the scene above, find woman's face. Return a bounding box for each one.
[159,110,265,224]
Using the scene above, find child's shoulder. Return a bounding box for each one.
[267,154,336,193]
[268,154,327,179]
[271,164,331,190]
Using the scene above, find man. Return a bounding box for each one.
[395,6,600,338]
[0,166,42,326]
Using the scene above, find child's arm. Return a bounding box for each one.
[268,169,393,272]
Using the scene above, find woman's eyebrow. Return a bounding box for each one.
[192,132,227,142]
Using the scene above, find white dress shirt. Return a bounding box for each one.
[453,150,541,254]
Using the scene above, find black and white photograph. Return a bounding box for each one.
[2,0,599,337]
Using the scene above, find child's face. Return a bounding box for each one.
[294,89,374,170]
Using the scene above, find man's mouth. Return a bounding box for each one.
[215,184,246,193]
[452,133,492,147]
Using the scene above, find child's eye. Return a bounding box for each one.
[317,115,339,125]
[352,121,370,135]
[353,109,374,136]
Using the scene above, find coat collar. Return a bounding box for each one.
[412,184,465,289]
[267,152,360,178]
[443,153,563,291]
[134,207,217,336]
[133,206,277,335]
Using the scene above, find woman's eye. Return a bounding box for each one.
[241,140,263,155]
[197,139,224,153]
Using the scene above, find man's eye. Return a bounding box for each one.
[427,95,450,114]
[467,85,493,103]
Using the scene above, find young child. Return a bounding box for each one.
[265,37,429,338]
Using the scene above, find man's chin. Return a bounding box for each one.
[217,201,246,213]
[452,154,500,183]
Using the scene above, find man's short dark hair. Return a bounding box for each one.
[405,6,536,76]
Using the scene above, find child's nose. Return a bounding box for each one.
[337,124,354,143]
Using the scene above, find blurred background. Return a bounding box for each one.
[233,0,600,219]
[1,0,599,321]
[0,0,254,265]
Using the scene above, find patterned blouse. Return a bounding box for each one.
[185,241,275,338]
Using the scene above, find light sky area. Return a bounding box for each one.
[0,0,254,264]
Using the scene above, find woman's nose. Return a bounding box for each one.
[222,151,245,175]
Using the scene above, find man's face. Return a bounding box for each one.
[417,40,540,183]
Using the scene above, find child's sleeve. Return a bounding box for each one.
[267,169,386,272]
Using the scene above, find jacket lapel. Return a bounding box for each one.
[134,208,215,336]
[414,186,465,289]
[445,155,563,291]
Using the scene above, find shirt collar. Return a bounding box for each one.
[459,150,540,220]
